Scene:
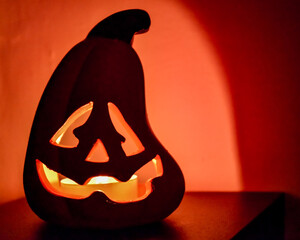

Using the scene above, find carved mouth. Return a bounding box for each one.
[36,155,163,203]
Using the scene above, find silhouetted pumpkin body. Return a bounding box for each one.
[23,9,185,229]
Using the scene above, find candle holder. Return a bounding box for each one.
[23,9,185,229]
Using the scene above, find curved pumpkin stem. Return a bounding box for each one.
[87,9,150,44]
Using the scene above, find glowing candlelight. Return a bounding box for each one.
[36,155,163,202]
[60,175,138,201]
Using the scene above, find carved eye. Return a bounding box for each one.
[108,102,145,156]
[50,101,145,158]
[50,102,93,148]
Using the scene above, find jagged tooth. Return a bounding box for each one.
[36,155,163,202]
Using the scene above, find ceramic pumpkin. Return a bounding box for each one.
[23,9,185,229]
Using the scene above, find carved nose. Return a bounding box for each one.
[85,139,109,163]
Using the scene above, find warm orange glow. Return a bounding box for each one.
[86,175,137,184]
[85,139,109,163]
[50,101,145,161]
[108,102,145,156]
[60,174,138,202]
[36,155,163,202]
[50,102,93,148]
[2,0,248,205]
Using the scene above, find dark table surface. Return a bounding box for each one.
[0,192,282,240]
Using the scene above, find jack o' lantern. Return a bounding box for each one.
[23,9,185,229]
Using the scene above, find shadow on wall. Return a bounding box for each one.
[184,0,300,239]
[0,0,242,205]
[1,1,300,237]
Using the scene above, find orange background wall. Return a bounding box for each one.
[1,0,300,238]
